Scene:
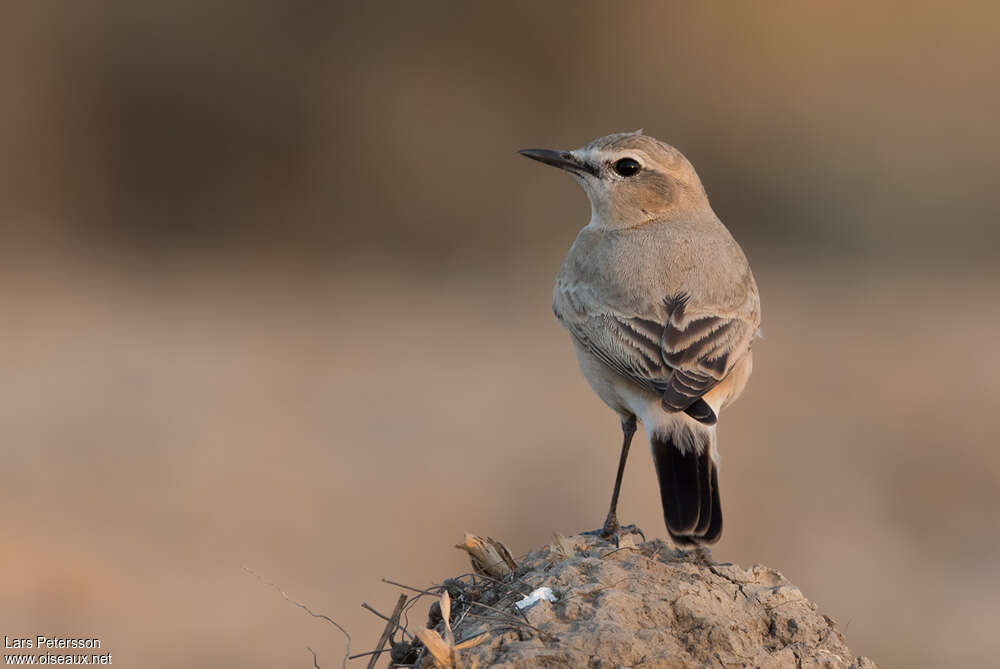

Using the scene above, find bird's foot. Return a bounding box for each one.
[582,515,645,547]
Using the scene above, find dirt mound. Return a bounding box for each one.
[391,530,876,668]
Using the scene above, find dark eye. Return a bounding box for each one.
[613,157,641,177]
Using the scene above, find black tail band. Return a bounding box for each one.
[650,429,722,545]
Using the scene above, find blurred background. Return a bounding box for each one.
[2,2,998,666]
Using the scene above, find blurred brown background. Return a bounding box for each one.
[2,2,998,667]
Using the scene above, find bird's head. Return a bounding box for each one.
[519,131,710,229]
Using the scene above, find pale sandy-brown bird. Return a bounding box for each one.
[520,131,760,545]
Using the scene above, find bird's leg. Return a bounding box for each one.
[602,414,637,536]
[584,415,643,543]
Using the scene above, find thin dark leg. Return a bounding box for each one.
[601,415,637,537]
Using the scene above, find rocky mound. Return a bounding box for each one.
[385,530,876,668]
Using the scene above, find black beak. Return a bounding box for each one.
[518,148,597,177]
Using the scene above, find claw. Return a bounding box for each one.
[582,519,645,547]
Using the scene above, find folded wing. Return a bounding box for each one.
[557,290,756,422]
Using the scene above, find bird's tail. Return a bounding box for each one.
[650,422,722,546]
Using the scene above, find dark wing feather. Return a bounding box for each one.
[659,293,753,413]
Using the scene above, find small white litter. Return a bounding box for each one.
[515,586,557,610]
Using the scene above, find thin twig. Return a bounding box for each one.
[452,601,472,631]
[382,578,442,597]
[243,567,351,669]
[362,602,393,624]
[399,591,423,632]
[380,578,444,643]
[367,594,407,669]
[361,600,414,640]
[449,571,534,595]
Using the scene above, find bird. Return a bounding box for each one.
[519,131,760,546]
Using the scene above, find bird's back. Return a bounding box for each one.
[555,214,759,332]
